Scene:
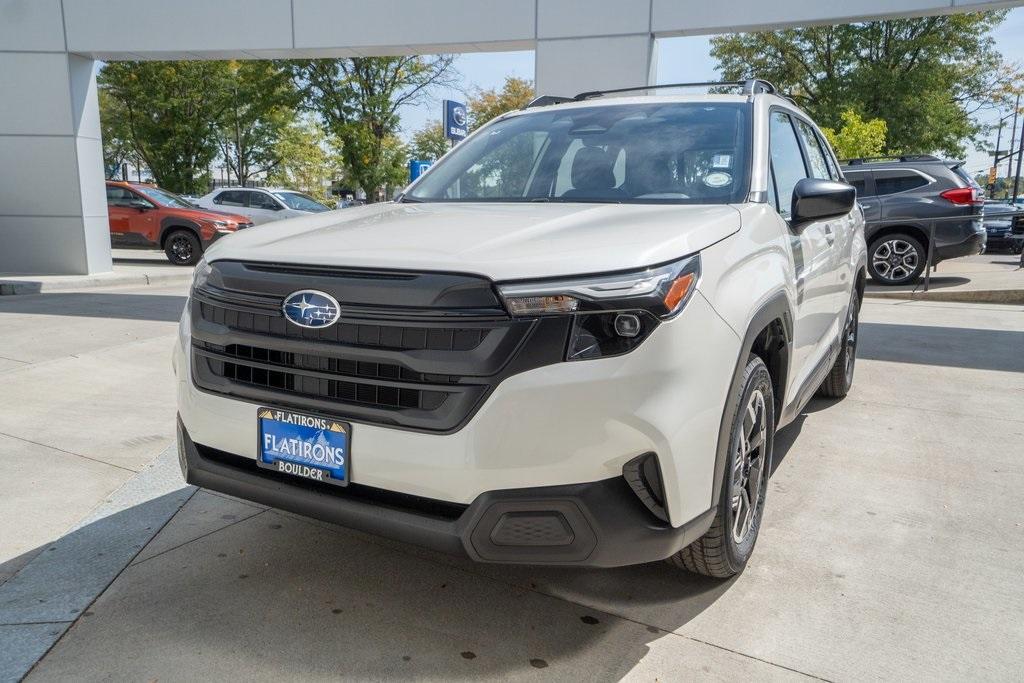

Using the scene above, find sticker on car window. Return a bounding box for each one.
[711,154,732,169]
[704,172,733,188]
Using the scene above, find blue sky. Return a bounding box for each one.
[401,7,1024,175]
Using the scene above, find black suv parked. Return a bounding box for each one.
[842,155,985,285]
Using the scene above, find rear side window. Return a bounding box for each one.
[795,121,832,180]
[214,190,247,207]
[768,112,809,219]
[874,172,929,196]
[844,172,870,197]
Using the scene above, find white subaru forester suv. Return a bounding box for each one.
[174,80,866,577]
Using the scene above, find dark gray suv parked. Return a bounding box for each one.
[842,155,985,285]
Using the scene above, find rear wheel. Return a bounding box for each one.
[164,229,202,266]
[817,291,860,399]
[670,355,774,578]
[868,233,926,285]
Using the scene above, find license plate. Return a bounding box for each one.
[257,407,349,486]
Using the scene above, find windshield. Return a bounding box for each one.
[137,186,194,209]
[273,191,330,212]
[406,102,751,204]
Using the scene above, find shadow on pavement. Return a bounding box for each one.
[858,322,1024,372]
[0,292,186,323]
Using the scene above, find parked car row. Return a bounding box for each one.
[982,199,1024,254]
[106,182,333,265]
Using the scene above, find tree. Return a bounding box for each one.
[265,116,341,203]
[98,89,141,179]
[99,61,232,194]
[292,56,457,201]
[409,121,449,160]
[821,110,887,159]
[217,61,297,186]
[711,12,1010,157]
[467,77,534,131]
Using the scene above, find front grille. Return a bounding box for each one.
[1012,214,1024,235]
[189,260,570,432]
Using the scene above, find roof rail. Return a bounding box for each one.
[524,95,576,109]
[572,78,778,101]
[843,154,942,165]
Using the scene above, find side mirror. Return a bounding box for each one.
[791,178,856,229]
[129,200,152,212]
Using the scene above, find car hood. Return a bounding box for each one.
[204,202,742,281]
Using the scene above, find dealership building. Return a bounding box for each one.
[0,0,1018,275]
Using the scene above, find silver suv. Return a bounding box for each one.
[175,80,867,577]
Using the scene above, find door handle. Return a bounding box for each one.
[824,224,835,246]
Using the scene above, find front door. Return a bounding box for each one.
[768,111,839,401]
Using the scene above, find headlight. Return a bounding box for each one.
[497,255,700,361]
[192,258,211,290]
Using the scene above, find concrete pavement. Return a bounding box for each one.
[3,292,1023,681]
[865,253,1024,304]
[1,250,193,295]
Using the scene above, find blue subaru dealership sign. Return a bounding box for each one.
[444,99,468,141]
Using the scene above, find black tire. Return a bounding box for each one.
[867,233,926,286]
[164,229,202,266]
[817,291,860,399]
[670,355,774,578]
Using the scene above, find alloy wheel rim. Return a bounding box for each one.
[844,302,858,379]
[171,237,192,261]
[873,239,919,282]
[731,388,767,544]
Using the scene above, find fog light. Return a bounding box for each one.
[614,313,641,338]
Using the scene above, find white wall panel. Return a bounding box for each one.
[63,0,293,53]
[294,0,535,49]
[0,136,82,216]
[0,0,65,52]
[538,0,651,39]
[0,53,72,136]
[536,35,657,97]
[0,217,89,274]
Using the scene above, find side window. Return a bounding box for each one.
[768,111,809,219]
[214,190,246,207]
[844,172,869,197]
[106,186,131,205]
[874,172,929,196]
[795,120,831,180]
[815,131,841,180]
[249,191,279,210]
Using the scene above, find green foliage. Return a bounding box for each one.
[98,89,140,179]
[821,110,888,159]
[292,56,456,201]
[99,61,233,194]
[265,116,340,203]
[467,77,534,131]
[711,12,1010,157]
[217,61,298,185]
[409,121,449,161]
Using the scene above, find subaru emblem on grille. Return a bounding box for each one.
[282,290,341,329]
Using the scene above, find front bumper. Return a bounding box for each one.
[177,418,715,566]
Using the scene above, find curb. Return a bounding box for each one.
[0,270,192,296]
[0,447,194,682]
[864,288,1024,305]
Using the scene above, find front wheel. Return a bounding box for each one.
[164,229,202,266]
[669,355,774,578]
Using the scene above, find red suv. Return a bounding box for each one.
[105,181,254,265]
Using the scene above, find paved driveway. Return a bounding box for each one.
[4,294,1023,681]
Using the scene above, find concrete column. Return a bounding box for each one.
[0,51,111,275]
[534,34,658,99]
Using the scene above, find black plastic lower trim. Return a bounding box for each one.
[934,232,985,262]
[177,417,715,567]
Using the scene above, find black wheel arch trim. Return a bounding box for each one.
[160,218,202,247]
[710,292,792,506]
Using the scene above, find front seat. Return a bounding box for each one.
[561,146,625,200]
